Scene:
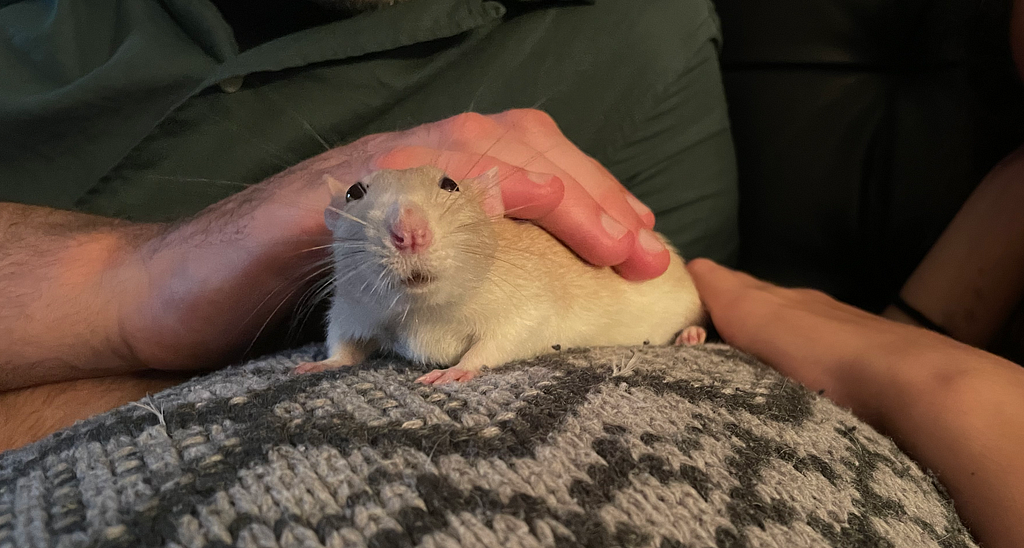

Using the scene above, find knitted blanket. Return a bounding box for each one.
[0,344,975,548]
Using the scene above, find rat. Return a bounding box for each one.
[294,166,706,384]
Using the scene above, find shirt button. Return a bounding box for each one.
[218,76,245,93]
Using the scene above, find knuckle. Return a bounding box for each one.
[352,132,391,154]
[507,108,558,131]
[377,145,429,169]
[446,112,497,139]
[792,288,829,302]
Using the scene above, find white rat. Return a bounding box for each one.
[295,166,706,384]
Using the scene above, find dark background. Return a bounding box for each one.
[715,0,1024,315]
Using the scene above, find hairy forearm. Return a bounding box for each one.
[847,335,1024,548]
[0,203,160,389]
[117,163,337,371]
[0,161,331,388]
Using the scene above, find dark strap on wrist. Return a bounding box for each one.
[891,295,949,336]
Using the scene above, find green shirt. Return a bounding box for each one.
[0,0,738,263]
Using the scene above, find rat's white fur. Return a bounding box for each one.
[301,166,704,382]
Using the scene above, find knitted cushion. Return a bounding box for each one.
[0,345,975,547]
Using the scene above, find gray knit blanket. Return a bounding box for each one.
[0,344,975,548]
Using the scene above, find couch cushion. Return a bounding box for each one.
[716,0,1024,310]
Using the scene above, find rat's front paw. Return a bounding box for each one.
[293,357,358,374]
[416,366,478,385]
[674,326,707,346]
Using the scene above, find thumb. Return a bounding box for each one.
[687,258,738,308]
[686,258,771,321]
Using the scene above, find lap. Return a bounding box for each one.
[0,371,192,452]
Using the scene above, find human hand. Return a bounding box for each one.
[687,261,1024,548]
[122,110,662,372]
[685,258,958,423]
[365,110,666,280]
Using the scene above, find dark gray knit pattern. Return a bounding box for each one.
[0,344,975,548]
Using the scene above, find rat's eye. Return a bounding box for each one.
[439,176,459,192]
[345,182,367,202]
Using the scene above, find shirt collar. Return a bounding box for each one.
[202,0,509,87]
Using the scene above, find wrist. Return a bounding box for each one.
[0,229,154,390]
[835,325,983,433]
[121,162,338,371]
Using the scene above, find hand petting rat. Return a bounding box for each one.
[295,166,705,384]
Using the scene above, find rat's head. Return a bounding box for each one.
[324,166,502,307]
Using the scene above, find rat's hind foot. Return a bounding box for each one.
[293,357,357,374]
[674,326,707,346]
[416,366,478,385]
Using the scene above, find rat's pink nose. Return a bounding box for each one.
[390,205,432,254]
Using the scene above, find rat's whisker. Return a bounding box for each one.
[439,186,463,218]
[292,273,335,320]
[240,259,338,356]
[514,144,559,172]
[293,244,335,253]
[333,260,375,286]
[144,176,251,188]
[358,260,391,294]
[529,95,552,111]
[487,270,526,299]
[328,206,369,226]
[287,244,338,258]
[289,272,345,338]
[457,245,531,274]
[329,250,373,267]
[328,242,372,252]
[261,88,333,152]
[462,127,513,179]
[387,292,403,313]
[239,258,333,329]
[203,111,297,167]
[368,268,390,298]
[497,201,546,218]
[454,244,525,300]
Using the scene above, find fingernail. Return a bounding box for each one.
[638,228,665,254]
[625,193,653,219]
[527,171,554,185]
[601,213,629,240]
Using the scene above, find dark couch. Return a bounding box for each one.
[717,0,1024,316]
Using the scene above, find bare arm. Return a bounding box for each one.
[690,259,1024,548]
[0,204,160,389]
[882,146,1024,346]
[883,0,1024,345]
[0,110,663,391]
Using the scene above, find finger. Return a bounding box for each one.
[375,112,654,270]
[530,177,636,268]
[688,258,769,294]
[374,110,653,231]
[624,191,657,229]
[378,146,635,266]
[488,153,646,266]
[686,257,731,295]
[488,111,661,274]
[413,109,650,236]
[375,146,564,219]
[613,229,671,281]
[490,109,655,229]
[685,258,768,317]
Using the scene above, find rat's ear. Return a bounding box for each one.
[472,167,504,217]
[324,174,347,198]
[323,174,347,230]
